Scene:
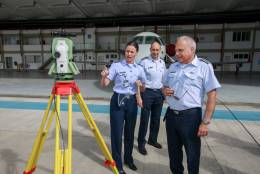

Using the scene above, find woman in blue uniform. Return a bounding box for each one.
[100,41,146,174]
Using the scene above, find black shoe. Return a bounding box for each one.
[147,141,162,149]
[138,146,147,155]
[119,170,127,174]
[124,162,137,171]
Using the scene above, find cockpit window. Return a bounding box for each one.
[145,36,165,45]
[158,37,165,45]
[145,36,157,44]
[132,36,143,44]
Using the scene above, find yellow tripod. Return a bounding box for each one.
[23,81,119,174]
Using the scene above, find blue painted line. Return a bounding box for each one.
[0,100,259,121]
[0,101,109,114]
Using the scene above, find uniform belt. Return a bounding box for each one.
[114,92,135,98]
[168,107,201,115]
[146,88,161,92]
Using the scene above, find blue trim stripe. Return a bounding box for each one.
[0,101,259,121]
[0,101,109,114]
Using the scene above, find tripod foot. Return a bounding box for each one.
[23,166,36,174]
[104,159,116,167]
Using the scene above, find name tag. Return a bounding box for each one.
[123,80,129,88]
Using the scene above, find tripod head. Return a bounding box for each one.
[48,31,80,81]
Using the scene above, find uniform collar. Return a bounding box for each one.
[121,59,137,67]
[191,55,199,67]
[149,56,161,63]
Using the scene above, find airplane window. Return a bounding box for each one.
[145,36,157,44]
[132,36,143,44]
[145,36,165,45]
[158,37,165,45]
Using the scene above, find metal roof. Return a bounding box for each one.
[0,0,260,29]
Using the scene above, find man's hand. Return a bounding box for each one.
[197,124,209,137]
[162,87,174,96]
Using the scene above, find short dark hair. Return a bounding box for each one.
[126,40,139,52]
[151,40,161,46]
[150,40,161,49]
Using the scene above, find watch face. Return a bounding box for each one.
[202,119,210,125]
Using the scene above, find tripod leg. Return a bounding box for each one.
[24,95,56,174]
[74,93,119,174]
[54,94,63,174]
[54,94,73,174]
[64,94,72,174]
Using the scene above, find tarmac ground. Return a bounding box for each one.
[0,70,259,174]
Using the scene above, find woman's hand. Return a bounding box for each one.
[136,80,145,92]
[136,94,143,108]
[135,80,143,107]
[100,66,110,87]
[101,66,109,78]
[135,80,142,87]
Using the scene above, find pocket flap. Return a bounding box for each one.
[184,71,197,79]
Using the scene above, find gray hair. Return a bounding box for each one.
[177,35,196,51]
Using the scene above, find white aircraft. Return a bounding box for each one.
[131,32,166,63]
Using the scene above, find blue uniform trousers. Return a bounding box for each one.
[138,88,164,147]
[165,107,202,174]
[110,92,138,171]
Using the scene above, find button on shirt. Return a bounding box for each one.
[140,56,166,89]
[108,59,146,95]
[163,56,221,110]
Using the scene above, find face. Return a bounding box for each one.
[175,39,195,64]
[150,42,161,59]
[125,45,137,64]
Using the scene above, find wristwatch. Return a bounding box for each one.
[202,118,211,125]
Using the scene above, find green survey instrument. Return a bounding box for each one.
[48,32,80,81]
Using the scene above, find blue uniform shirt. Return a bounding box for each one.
[163,56,221,110]
[108,59,146,95]
[140,56,166,89]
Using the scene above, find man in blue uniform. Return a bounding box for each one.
[163,36,221,174]
[137,41,166,155]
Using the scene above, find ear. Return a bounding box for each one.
[190,47,195,53]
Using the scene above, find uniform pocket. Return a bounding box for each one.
[184,71,201,89]
[168,72,176,78]
[184,71,196,81]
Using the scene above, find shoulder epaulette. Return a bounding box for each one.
[173,59,178,63]
[112,60,119,63]
[159,57,166,63]
[169,59,178,64]
[138,57,149,65]
[198,58,210,64]
[141,57,149,61]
